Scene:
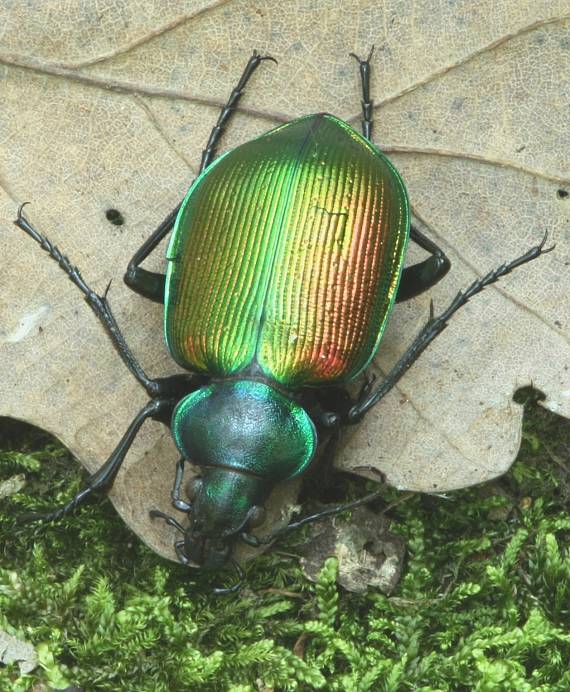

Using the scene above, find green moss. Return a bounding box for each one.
[0,398,569,690]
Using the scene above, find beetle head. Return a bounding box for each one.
[180,467,269,571]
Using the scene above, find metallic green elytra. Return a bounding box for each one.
[164,113,409,385]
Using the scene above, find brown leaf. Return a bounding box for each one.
[1,2,568,563]
[0,630,37,675]
[0,474,26,499]
[299,507,406,593]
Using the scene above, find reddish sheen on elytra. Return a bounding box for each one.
[165,113,409,386]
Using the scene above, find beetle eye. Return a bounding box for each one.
[186,476,203,501]
[248,506,266,528]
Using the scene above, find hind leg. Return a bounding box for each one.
[124,50,277,303]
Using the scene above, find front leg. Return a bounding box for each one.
[170,457,192,513]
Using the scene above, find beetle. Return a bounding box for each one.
[14,48,551,592]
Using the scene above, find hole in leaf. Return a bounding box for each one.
[105,208,125,226]
[557,189,568,199]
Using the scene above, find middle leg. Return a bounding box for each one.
[14,206,197,399]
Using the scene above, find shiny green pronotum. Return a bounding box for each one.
[14,49,551,593]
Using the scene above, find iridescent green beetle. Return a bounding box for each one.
[15,49,550,592]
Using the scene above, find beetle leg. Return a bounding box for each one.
[396,225,451,302]
[199,50,277,173]
[241,532,261,547]
[123,211,173,303]
[350,46,375,142]
[349,232,555,420]
[307,424,343,494]
[14,206,201,399]
[174,540,191,566]
[149,509,187,535]
[14,205,153,385]
[124,50,276,303]
[171,457,192,513]
[18,398,176,525]
[212,559,245,595]
[349,48,451,301]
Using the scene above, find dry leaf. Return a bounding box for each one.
[1,1,568,563]
[299,507,406,594]
[0,630,37,675]
[0,474,26,499]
